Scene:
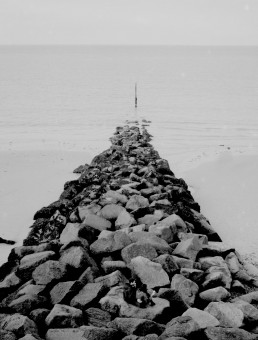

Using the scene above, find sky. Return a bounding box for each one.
[0,0,257,45]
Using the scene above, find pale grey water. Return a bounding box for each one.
[1,45,258,168]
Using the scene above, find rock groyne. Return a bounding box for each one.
[1,125,258,340]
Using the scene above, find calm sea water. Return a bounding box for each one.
[1,45,258,170]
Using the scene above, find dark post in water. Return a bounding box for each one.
[135,82,137,108]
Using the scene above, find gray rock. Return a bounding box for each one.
[172,256,201,270]
[157,289,189,317]
[159,316,200,340]
[101,260,127,274]
[29,308,50,327]
[32,260,67,285]
[115,210,137,229]
[84,308,112,327]
[203,326,258,340]
[90,231,132,254]
[59,246,90,271]
[199,286,231,302]
[232,299,258,324]
[171,274,199,306]
[158,214,187,232]
[50,281,82,305]
[82,214,112,231]
[78,204,102,221]
[153,254,179,276]
[17,251,56,280]
[17,284,46,297]
[98,204,125,220]
[204,302,244,328]
[182,308,219,329]
[102,190,128,205]
[45,326,119,340]
[130,256,170,289]
[8,294,47,315]
[109,317,164,336]
[129,232,171,254]
[95,270,127,288]
[70,282,106,310]
[178,232,208,245]
[138,213,163,227]
[18,335,39,340]
[45,304,83,328]
[9,243,56,261]
[0,314,39,338]
[180,268,204,284]
[148,225,174,243]
[121,243,158,264]
[225,252,242,274]
[0,330,17,340]
[59,223,89,247]
[0,272,21,296]
[126,195,149,211]
[172,236,202,262]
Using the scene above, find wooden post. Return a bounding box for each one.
[135,83,137,108]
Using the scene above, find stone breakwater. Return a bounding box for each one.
[1,125,258,340]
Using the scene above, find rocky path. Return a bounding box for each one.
[1,125,258,340]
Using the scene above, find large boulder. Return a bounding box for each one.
[90,231,131,255]
[0,272,21,297]
[45,304,83,328]
[8,294,47,315]
[121,243,158,264]
[32,260,67,285]
[59,223,88,247]
[158,214,187,232]
[109,317,164,336]
[84,308,112,328]
[101,190,128,205]
[148,225,174,243]
[45,326,119,340]
[94,270,127,288]
[204,302,244,328]
[59,246,91,271]
[130,256,170,289]
[232,299,258,324]
[171,274,199,307]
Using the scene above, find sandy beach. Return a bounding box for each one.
[0,150,92,265]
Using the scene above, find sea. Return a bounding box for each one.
[1,45,258,263]
[1,45,258,169]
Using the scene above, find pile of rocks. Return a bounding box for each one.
[1,125,258,340]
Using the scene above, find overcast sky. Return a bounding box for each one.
[0,0,257,45]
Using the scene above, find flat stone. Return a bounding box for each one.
[32,260,67,285]
[121,243,158,263]
[171,274,199,306]
[59,223,88,247]
[82,214,112,231]
[204,302,244,328]
[90,231,132,254]
[172,236,202,262]
[17,284,46,297]
[45,326,119,340]
[70,282,106,310]
[98,204,125,220]
[9,243,55,261]
[109,317,164,336]
[138,213,163,227]
[125,195,149,211]
[199,286,231,302]
[101,260,127,274]
[50,281,82,305]
[130,256,170,289]
[115,210,136,229]
[178,232,208,245]
[45,304,83,328]
[182,308,219,329]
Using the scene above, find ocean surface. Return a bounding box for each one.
[1,45,258,170]
[1,46,258,263]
